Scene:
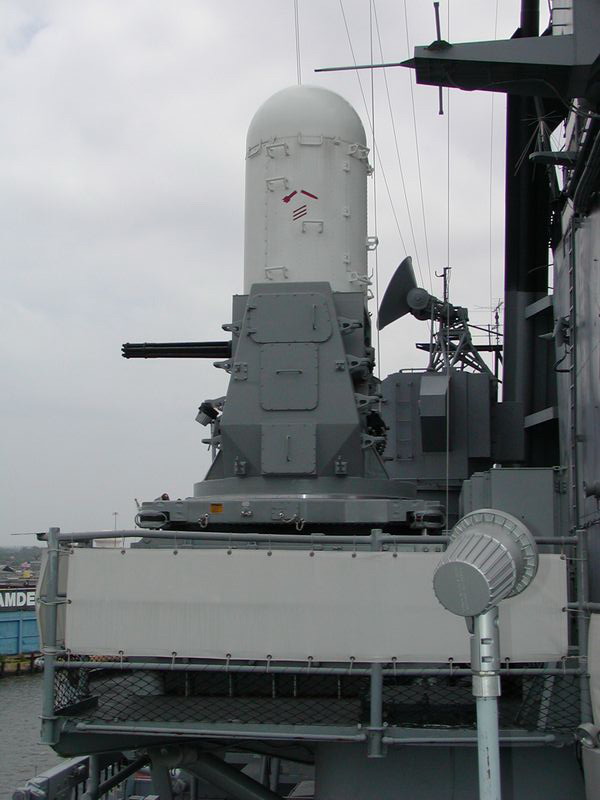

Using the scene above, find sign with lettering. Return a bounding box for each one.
[0,589,36,612]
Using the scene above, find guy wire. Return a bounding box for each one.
[370,0,380,377]
[445,1,451,529]
[294,0,302,84]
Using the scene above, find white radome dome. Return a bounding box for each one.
[246,85,366,151]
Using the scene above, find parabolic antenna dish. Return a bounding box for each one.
[377,256,417,330]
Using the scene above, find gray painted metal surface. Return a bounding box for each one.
[314,743,584,799]
[21,4,600,798]
[137,282,444,532]
[554,204,600,598]
[380,370,523,526]
[460,467,567,540]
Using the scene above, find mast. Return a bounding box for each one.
[503,0,558,466]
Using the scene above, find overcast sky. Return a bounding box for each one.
[1,0,546,544]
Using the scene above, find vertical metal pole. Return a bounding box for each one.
[150,763,174,800]
[40,527,60,746]
[433,1,442,39]
[475,697,501,800]
[519,0,539,33]
[268,757,281,793]
[368,662,384,758]
[368,532,385,758]
[87,755,101,798]
[471,608,502,800]
[370,528,383,551]
[433,2,444,114]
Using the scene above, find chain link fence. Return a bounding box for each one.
[53,659,581,733]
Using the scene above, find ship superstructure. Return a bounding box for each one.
[16,2,600,799]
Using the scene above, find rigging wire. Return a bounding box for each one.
[338,0,411,263]
[446,78,450,265]
[294,0,302,85]
[372,1,428,292]
[402,0,433,293]
[369,0,381,377]
[445,0,451,530]
[488,0,500,328]
[445,0,451,273]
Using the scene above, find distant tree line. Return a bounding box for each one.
[0,546,44,563]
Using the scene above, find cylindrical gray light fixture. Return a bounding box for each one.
[433,509,538,617]
[433,508,539,800]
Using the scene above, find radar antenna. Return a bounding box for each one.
[378,258,495,375]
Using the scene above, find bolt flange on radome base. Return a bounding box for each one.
[432,509,539,617]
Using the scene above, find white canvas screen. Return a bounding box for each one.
[64,549,567,662]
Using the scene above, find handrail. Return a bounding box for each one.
[37,528,578,547]
[54,658,585,677]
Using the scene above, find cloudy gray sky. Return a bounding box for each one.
[1,0,542,543]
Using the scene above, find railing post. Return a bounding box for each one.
[269,757,281,793]
[86,755,100,799]
[83,755,149,800]
[367,530,385,758]
[368,662,384,758]
[40,526,60,746]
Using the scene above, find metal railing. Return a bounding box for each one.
[50,654,583,746]
[12,753,138,800]
[35,525,592,759]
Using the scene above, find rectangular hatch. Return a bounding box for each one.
[260,343,318,410]
[261,422,317,475]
